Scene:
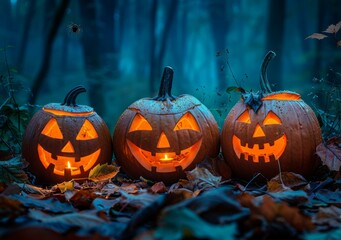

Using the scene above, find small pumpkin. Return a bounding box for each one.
[221,51,322,180]
[23,86,113,184]
[113,67,219,183]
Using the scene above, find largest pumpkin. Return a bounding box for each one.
[221,52,322,180]
[113,67,219,183]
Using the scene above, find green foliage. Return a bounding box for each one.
[0,47,33,155]
[309,69,341,140]
[0,156,28,183]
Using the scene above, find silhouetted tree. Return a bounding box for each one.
[265,0,285,90]
[29,0,70,104]
[79,0,105,115]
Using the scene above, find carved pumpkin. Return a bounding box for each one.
[22,86,112,184]
[221,52,322,180]
[113,67,219,183]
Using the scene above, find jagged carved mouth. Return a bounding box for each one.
[127,139,202,173]
[232,134,287,163]
[37,144,100,176]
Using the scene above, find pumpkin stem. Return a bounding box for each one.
[153,66,176,101]
[260,51,276,93]
[62,86,86,106]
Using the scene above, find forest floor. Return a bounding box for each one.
[0,147,341,240]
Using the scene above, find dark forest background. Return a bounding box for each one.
[0,0,340,130]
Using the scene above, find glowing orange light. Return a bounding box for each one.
[159,154,174,162]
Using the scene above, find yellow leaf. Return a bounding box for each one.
[56,181,74,193]
[88,164,120,182]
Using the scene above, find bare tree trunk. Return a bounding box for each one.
[207,0,230,90]
[29,0,70,104]
[265,0,285,90]
[149,0,157,94]
[99,0,118,78]
[16,0,36,72]
[149,0,178,95]
[79,0,105,116]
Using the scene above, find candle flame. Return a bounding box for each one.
[67,161,71,169]
[160,153,173,161]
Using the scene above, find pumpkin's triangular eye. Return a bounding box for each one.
[174,112,200,132]
[237,110,251,123]
[41,118,63,139]
[129,114,152,132]
[76,119,98,140]
[263,111,282,125]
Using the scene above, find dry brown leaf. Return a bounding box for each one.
[323,21,341,34]
[267,172,308,192]
[313,205,341,228]
[305,33,328,40]
[316,143,341,171]
[150,182,167,194]
[69,189,99,209]
[186,167,222,190]
[253,196,315,231]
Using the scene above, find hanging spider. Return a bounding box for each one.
[67,22,82,34]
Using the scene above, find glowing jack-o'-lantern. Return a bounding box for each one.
[113,67,219,183]
[221,52,322,180]
[22,86,112,184]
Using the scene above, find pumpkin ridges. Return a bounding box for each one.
[221,96,322,180]
[113,67,219,183]
[23,86,112,185]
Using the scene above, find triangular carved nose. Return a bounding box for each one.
[61,141,75,153]
[253,124,265,138]
[157,132,170,148]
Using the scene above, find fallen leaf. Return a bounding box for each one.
[0,195,27,223]
[88,164,120,182]
[165,187,249,224]
[1,227,110,240]
[323,21,341,33]
[54,181,74,193]
[69,189,99,209]
[314,189,341,207]
[186,167,222,190]
[313,205,341,228]
[267,172,308,192]
[304,227,341,240]
[17,183,52,196]
[269,190,308,205]
[305,33,328,40]
[150,182,167,193]
[155,208,237,240]
[9,193,74,213]
[253,196,315,231]
[316,143,341,171]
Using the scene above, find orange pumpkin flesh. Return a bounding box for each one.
[23,86,112,184]
[113,67,219,183]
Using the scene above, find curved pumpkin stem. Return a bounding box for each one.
[62,86,86,106]
[153,66,176,101]
[260,51,276,94]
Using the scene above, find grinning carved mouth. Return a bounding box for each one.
[37,144,100,176]
[127,139,202,173]
[232,134,287,163]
